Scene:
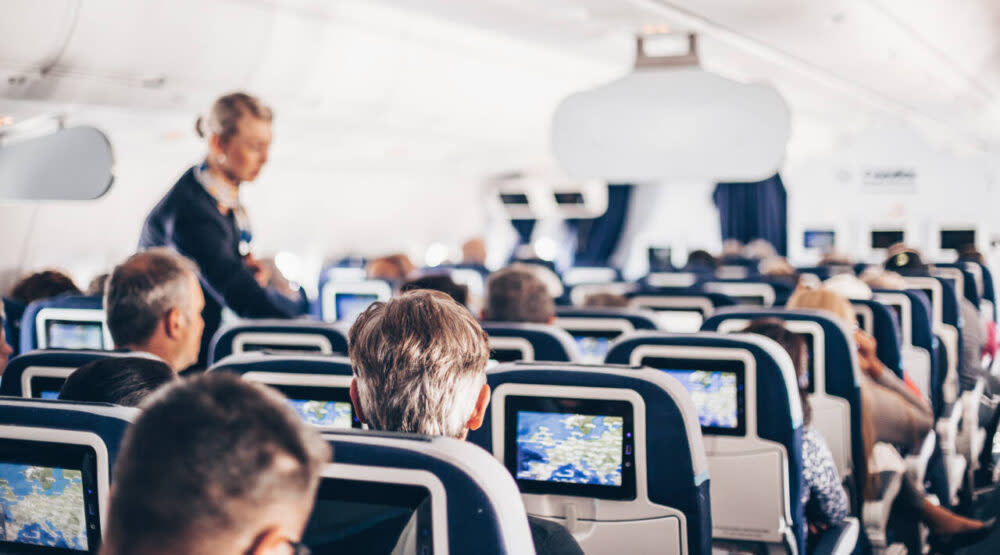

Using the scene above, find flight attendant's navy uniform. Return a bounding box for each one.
[139,164,297,368]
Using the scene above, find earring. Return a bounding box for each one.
[217,154,227,165]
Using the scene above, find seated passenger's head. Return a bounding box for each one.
[818,251,854,267]
[484,266,555,324]
[884,247,928,274]
[786,287,855,327]
[822,273,872,300]
[102,373,330,555]
[58,356,175,407]
[684,249,717,271]
[366,253,414,282]
[401,274,469,307]
[86,273,109,296]
[744,238,777,260]
[9,269,82,305]
[461,237,487,266]
[742,318,811,424]
[348,290,491,439]
[860,268,907,291]
[105,249,205,371]
[958,244,985,265]
[582,292,628,308]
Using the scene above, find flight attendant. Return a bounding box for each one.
[139,92,298,368]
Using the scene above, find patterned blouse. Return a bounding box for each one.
[801,427,849,528]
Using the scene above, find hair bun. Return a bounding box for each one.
[194,116,205,139]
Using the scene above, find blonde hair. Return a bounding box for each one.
[195,92,273,143]
[786,287,855,326]
[348,290,489,438]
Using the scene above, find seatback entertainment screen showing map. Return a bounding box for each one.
[504,396,635,500]
[335,293,378,322]
[271,384,360,429]
[569,330,621,364]
[0,439,100,552]
[45,321,105,350]
[645,357,746,436]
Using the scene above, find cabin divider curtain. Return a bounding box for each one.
[713,174,787,256]
[510,219,537,247]
[568,184,634,267]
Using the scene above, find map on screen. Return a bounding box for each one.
[662,370,739,429]
[46,321,103,350]
[573,336,611,364]
[336,294,378,322]
[515,412,623,486]
[288,399,354,428]
[0,463,88,550]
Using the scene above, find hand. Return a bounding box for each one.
[854,329,882,378]
[243,254,271,288]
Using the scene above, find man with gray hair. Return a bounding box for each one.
[105,248,205,372]
[348,289,583,554]
[101,372,331,555]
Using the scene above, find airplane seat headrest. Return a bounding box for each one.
[0,349,125,398]
[20,295,105,353]
[207,319,349,364]
[481,322,579,362]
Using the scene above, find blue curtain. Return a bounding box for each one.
[569,184,633,267]
[713,174,787,256]
[510,219,536,246]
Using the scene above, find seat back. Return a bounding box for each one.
[3,297,26,358]
[901,276,960,404]
[872,289,941,413]
[20,295,112,353]
[851,299,904,377]
[0,349,131,398]
[309,430,535,555]
[209,352,359,429]
[554,308,658,363]
[606,332,805,554]
[561,266,622,287]
[702,309,863,513]
[468,362,711,555]
[626,289,737,333]
[643,272,701,289]
[481,322,579,363]
[319,279,391,323]
[0,397,138,552]
[207,319,350,363]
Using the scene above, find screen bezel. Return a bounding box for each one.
[503,395,636,501]
[0,438,102,553]
[641,356,747,436]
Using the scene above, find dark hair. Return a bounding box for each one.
[958,244,985,265]
[195,91,273,143]
[884,249,928,273]
[85,273,109,297]
[684,250,717,271]
[484,267,554,323]
[9,270,82,304]
[742,318,811,425]
[401,275,469,306]
[102,373,330,554]
[105,249,197,347]
[58,357,176,407]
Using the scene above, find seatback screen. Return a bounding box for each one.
[504,396,636,500]
[240,343,325,354]
[940,229,975,251]
[871,230,904,249]
[803,230,835,250]
[0,439,101,552]
[270,384,360,430]
[644,357,746,436]
[647,247,673,273]
[45,321,104,350]
[304,478,432,555]
[568,330,621,364]
[649,309,704,332]
[335,294,378,322]
[29,376,70,400]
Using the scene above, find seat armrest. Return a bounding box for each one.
[812,517,859,555]
[905,430,936,487]
[863,470,903,547]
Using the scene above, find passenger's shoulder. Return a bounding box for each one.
[527,516,584,555]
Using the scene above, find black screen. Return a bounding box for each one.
[871,230,904,249]
[792,332,816,394]
[647,247,673,273]
[491,349,525,363]
[29,376,69,400]
[0,438,101,553]
[240,343,325,354]
[940,229,975,251]
[303,478,433,555]
[504,396,636,500]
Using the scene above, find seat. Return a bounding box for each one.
[0,397,138,552]
[481,322,579,363]
[0,349,130,398]
[626,289,737,333]
[642,271,702,289]
[851,299,904,377]
[207,319,350,364]
[209,352,358,429]
[605,332,814,554]
[307,429,535,555]
[701,279,796,307]
[467,362,712,555]
[554,308,658,363]
[319,279,391,323]
[561,266,622,287]
[19,295,112,353]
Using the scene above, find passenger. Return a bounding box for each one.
[58,356,176,406]
[401,274,469,307]
[484,266,555,324]
[859,268,908,291]
[785,288,993,546]
[461,237,488,266]
[786,287,933,448]
[760,256,800,287]
[744,238,778,260]
[720,239,744,260]
[582,292,629,308]
[818,251,854,268]
[683,249,717,272]
[104,249,205,372]
[348,290,584,555]
[139,91,300,369]
[742,319,848,538]
[85,273,109,296]
[366,253,415,284]
[100,373,330,555]
[822,273,873,301]
[9,269,82,304]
